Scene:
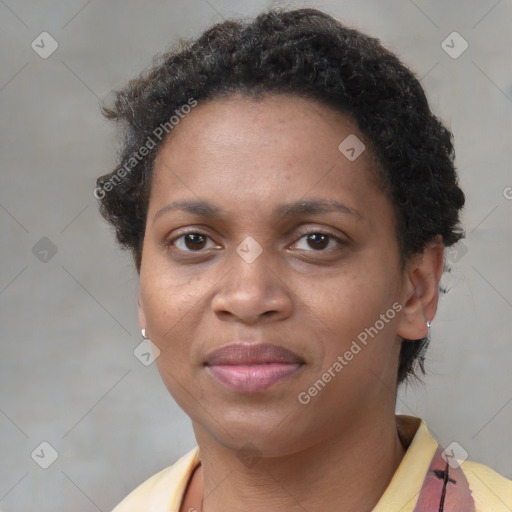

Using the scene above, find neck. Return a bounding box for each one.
[191,410,406,512]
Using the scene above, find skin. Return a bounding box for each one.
[138,93,444,512]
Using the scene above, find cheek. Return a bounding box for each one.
[309,265,401,364]
[141,260,205,324]
[139,267,207,368]
[142,274,205,410]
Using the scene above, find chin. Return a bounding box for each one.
[195,410,312,458]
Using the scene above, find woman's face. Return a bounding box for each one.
[138,94,412,456]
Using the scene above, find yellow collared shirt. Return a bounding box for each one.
[111,415,512,512]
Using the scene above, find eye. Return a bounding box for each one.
[167,229,347,254]
[168,230,221,252]
[292,230,346,252]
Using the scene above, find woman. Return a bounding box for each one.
[96,7,512,512]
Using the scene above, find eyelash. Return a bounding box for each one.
[167,228,347,254]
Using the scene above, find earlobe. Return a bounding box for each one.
[396,236,444,341]
[138,289,146,332]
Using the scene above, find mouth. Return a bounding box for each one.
[204,342,305,393]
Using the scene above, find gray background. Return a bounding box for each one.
[1,0,511,510]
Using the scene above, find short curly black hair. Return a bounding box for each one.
[96,7,465,386]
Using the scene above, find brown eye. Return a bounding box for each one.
[169,231,219,252]
[293,231,345,252]
[182,233,207,250]
[305,233,330,250]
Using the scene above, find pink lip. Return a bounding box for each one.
[204,343,304,393]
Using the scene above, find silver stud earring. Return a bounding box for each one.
[141,329,147,339]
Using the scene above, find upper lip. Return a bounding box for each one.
[205,342,304,366]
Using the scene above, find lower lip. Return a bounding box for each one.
[206,363,303,393]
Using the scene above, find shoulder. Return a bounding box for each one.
[462,460,512,511]
[111,446,200,512]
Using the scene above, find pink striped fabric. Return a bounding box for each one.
[413,446,477,512]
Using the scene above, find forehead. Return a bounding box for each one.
[149,93,388,225]
[156,93,368,164]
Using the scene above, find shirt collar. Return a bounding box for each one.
[373,415,439,511]
[165,414,438,512]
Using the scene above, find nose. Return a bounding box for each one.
[211,249,293,324]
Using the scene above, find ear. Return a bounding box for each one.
[138,287,146,332]
[396,235,444,340]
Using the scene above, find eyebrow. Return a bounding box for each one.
[152,198,363,224]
